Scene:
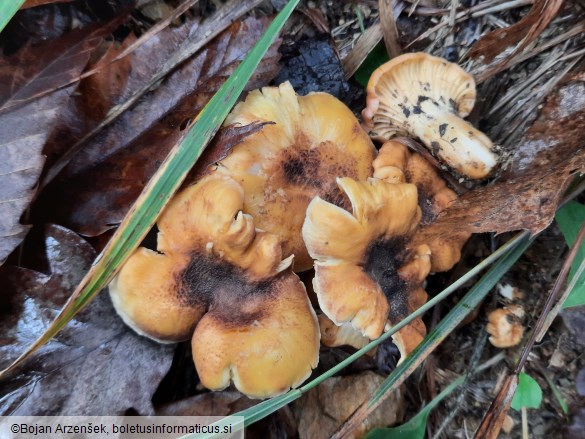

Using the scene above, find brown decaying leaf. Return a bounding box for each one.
[473,374,518,439]
[0,18,131,265]
[32,16,282,237]
[0,18,124,111]
[0,224,174,415]
[292,371,404,439]
[21,0,74,9]
[469,0,564,82]
[413,71,585,251]
[0,87,76,267]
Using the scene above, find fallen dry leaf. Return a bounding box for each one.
[469,0,564,82]
[0,17,128,266]
[21,0,74,9]
[156,391,247,417]
[413,69,585,250]
[0,18,123,111]
[0,93,54,266]
[32,16,281,236]
[292,371,404,439]
[0,224,174,415]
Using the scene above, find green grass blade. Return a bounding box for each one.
[0,0,24,35]
[0,0,301,379]
[368,237,531,407]
[329,236,531,438]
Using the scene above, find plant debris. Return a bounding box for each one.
[0,224,174,415]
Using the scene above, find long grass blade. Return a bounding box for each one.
[331,235,532,439]
[0,0,25,35]
[0,0,301,379]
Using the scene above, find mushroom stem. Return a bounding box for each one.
[409,100,497,179]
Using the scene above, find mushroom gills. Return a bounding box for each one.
[364,52,501,179]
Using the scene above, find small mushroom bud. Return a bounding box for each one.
[486,306,525,348]
[363,53,500,179]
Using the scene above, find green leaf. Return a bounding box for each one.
[0,0,301,379]
[555,201,585,308]
[354,42,389,86]
[0,0,24,35]
[365,375,465,439]
[365,421,426,439]
[511,372,543,410]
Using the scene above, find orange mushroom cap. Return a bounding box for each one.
[215,82,376,271]
[487,306,525,348]
[302,177,431,360]
[362,53,500,179]
[109,174,320,398]
[373,139,471,272]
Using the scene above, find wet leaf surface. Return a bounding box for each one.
[0,87,68,267]
[32,16,281,236]
[0,224,174,415]
[0,15,128,266]
[0,18,123,111]
[292,371,404,439]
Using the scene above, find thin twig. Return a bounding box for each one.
[521,407,529,439]
[474,206,585,438]
[515,219,585,373]
[405,0,533,49]
[449,0,459,28]
[379,0,402,58]
[539,256,585,340]
[342,2,406,78]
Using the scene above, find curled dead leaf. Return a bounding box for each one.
[292,371,404,439]
[32,16,281,237]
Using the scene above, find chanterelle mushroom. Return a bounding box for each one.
[215,81,376,271]
[302,177,431,359]
[109,174,320,398]
[373,139,470,272]
[362,53,499,179]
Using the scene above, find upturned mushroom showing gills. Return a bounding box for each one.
[302,177,431,359]
[362,53,499,179]
[215,81,376,272]
[109,174,320,399]
[373,139,470,272]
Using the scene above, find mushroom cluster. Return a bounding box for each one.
[110,55,485,398]
[214,82,376,272]
[110,174,320,398]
